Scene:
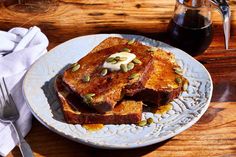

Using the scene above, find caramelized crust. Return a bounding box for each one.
[62,37,186,114]
[125,49,186,105]
[55,76,142,124]
[62,40,153,113]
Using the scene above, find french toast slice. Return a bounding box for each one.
[62,37,186,113]
[55,75,142,124]
[62,38,153,113]
[125,49,186,105]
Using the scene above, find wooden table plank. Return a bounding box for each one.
[7,102,236,157]
[0,0,236,49]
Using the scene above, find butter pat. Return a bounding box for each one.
[103,52,136,71]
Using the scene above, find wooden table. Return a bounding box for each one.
[0,0,235,156]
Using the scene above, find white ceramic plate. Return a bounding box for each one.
[23,34,213,149]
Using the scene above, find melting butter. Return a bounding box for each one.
[103,52,136,71]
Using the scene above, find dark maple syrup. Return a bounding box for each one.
[168,11,213,56]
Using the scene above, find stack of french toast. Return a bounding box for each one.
[54,37,187,124]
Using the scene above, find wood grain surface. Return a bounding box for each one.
[0,0,235,156]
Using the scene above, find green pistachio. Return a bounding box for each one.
[110,60,118,64]
[83,93,95,104]
[123,48,131,52]
[147,118,154,124]
[183,81,188,91]
[128,73,140,80]
[101,68,108,76]
[71,63,80,72]
[175,77,182,84]
[148,47,158,53]
[120,64,128,72]
[83,75,90,82]
[174,67,183,75]
[132,58,142,64]
[138,120,147,127]
[127,62,135,71]
[128,39,135,45]
[106,57,115,63]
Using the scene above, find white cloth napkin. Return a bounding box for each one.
[0,26,49,156]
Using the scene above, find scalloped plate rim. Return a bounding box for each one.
[22,34,213,149]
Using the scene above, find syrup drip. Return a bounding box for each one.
[82,124,104,131]
[153,103,173,115]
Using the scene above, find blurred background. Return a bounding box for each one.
[0,0,235,50]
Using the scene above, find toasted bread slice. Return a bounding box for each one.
[62,37,186,113]
[62,38,153,113]
[125,49,186,105]
[55,75,143,124]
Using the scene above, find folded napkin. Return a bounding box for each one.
[0,26,49,156]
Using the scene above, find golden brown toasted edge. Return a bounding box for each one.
[62,36,188,112]
[125,48,188,106]
[54,75,143,124]
[60,37,128,113]
[145,48,187,105]
[90,37,128,53]
[62,37,153,113]
[130,78,186,106]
